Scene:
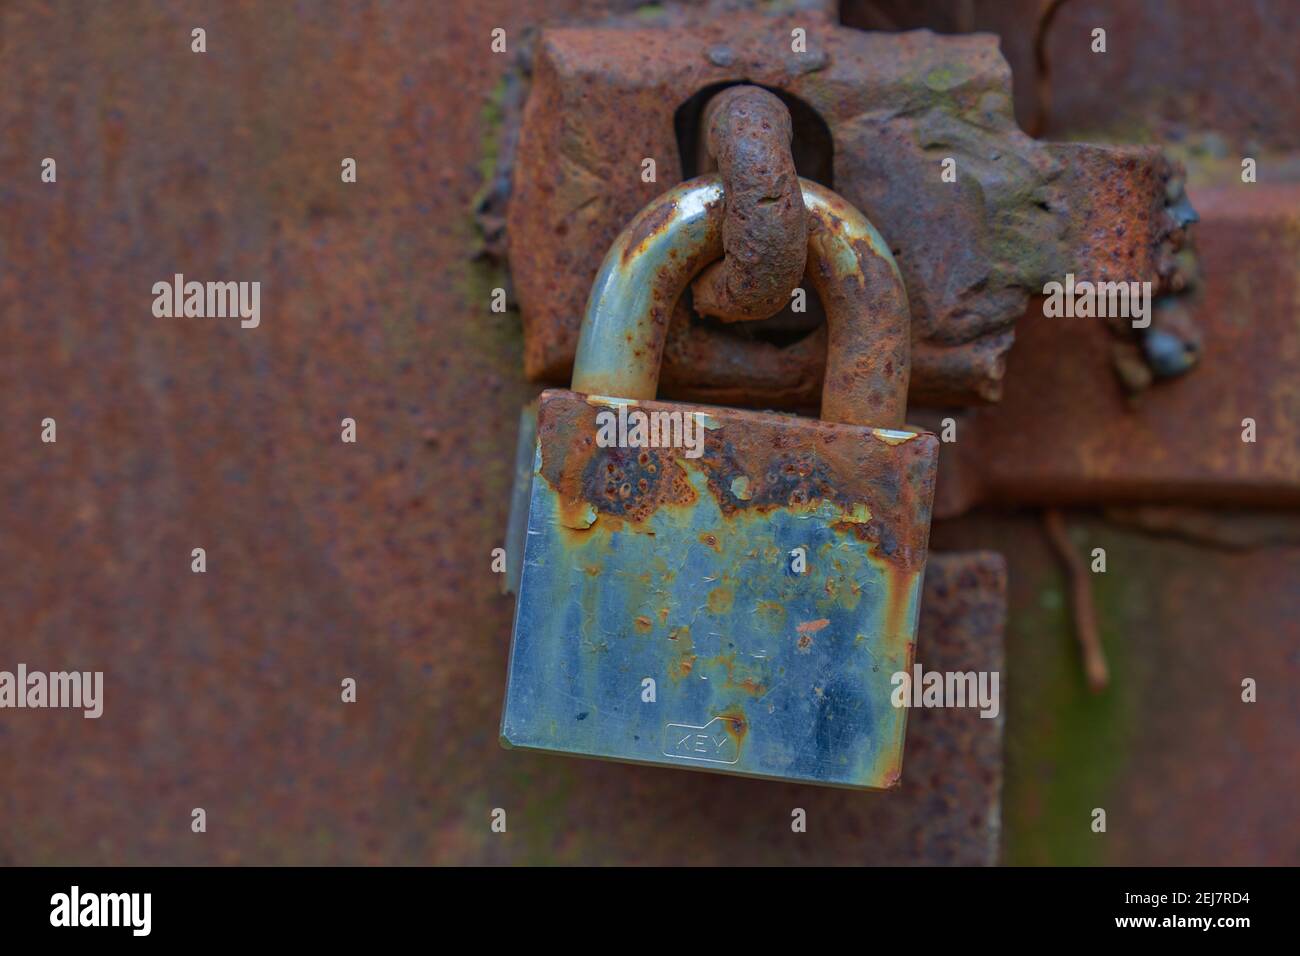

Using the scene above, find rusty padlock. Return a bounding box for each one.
[500,175,938,789]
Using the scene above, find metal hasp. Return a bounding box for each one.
[501,176,938,788]
[505,8,1193,408]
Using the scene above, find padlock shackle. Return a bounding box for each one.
[572,175,911,428]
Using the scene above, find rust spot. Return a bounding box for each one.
[718,707,749,749]
[712,652,768,697]
[537,392,699,528]
[882,574,914,655]
[673,654,696,680]
[620,199,676,266]
[537,390,935,573]
[634,616,652,633]
[689,86,806,323]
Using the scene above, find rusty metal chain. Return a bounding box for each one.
[689,85,807,323]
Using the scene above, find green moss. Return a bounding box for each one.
[456,245,518,359]
[1001,523,1134,865]
[476,75,508,187]
[517,760,577,864]
[924,66,959,92]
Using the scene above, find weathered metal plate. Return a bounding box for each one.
[501,389,938,788]
[506,10,1191,407]
[926,181,1300,516]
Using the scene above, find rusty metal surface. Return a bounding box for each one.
[1036,0,1300,151]
[846,0,1300,151]
[573,176,912,427]
[0,0,1008,866]
[507,10,1191,407]
[926,181,1300,516]
[1048,142,1193,295]
[847,0,1300,866]
[1101,506,1300,551]
[4,0,1291,869]
[0,0,643,866]
[503,390,938,787]
[688,86,808,323]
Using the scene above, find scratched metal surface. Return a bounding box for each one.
[502,391,938,788]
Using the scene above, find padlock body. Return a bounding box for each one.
[501,389,938,789]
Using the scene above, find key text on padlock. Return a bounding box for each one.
[661,716,744,764]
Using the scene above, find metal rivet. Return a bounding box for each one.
[707,44,735,67]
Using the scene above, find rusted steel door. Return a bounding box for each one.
[2,0,1296,867]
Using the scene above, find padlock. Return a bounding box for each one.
[500,175,938,789]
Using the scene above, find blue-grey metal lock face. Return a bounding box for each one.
[500,176,938,789]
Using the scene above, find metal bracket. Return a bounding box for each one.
[503,8,1193,407]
